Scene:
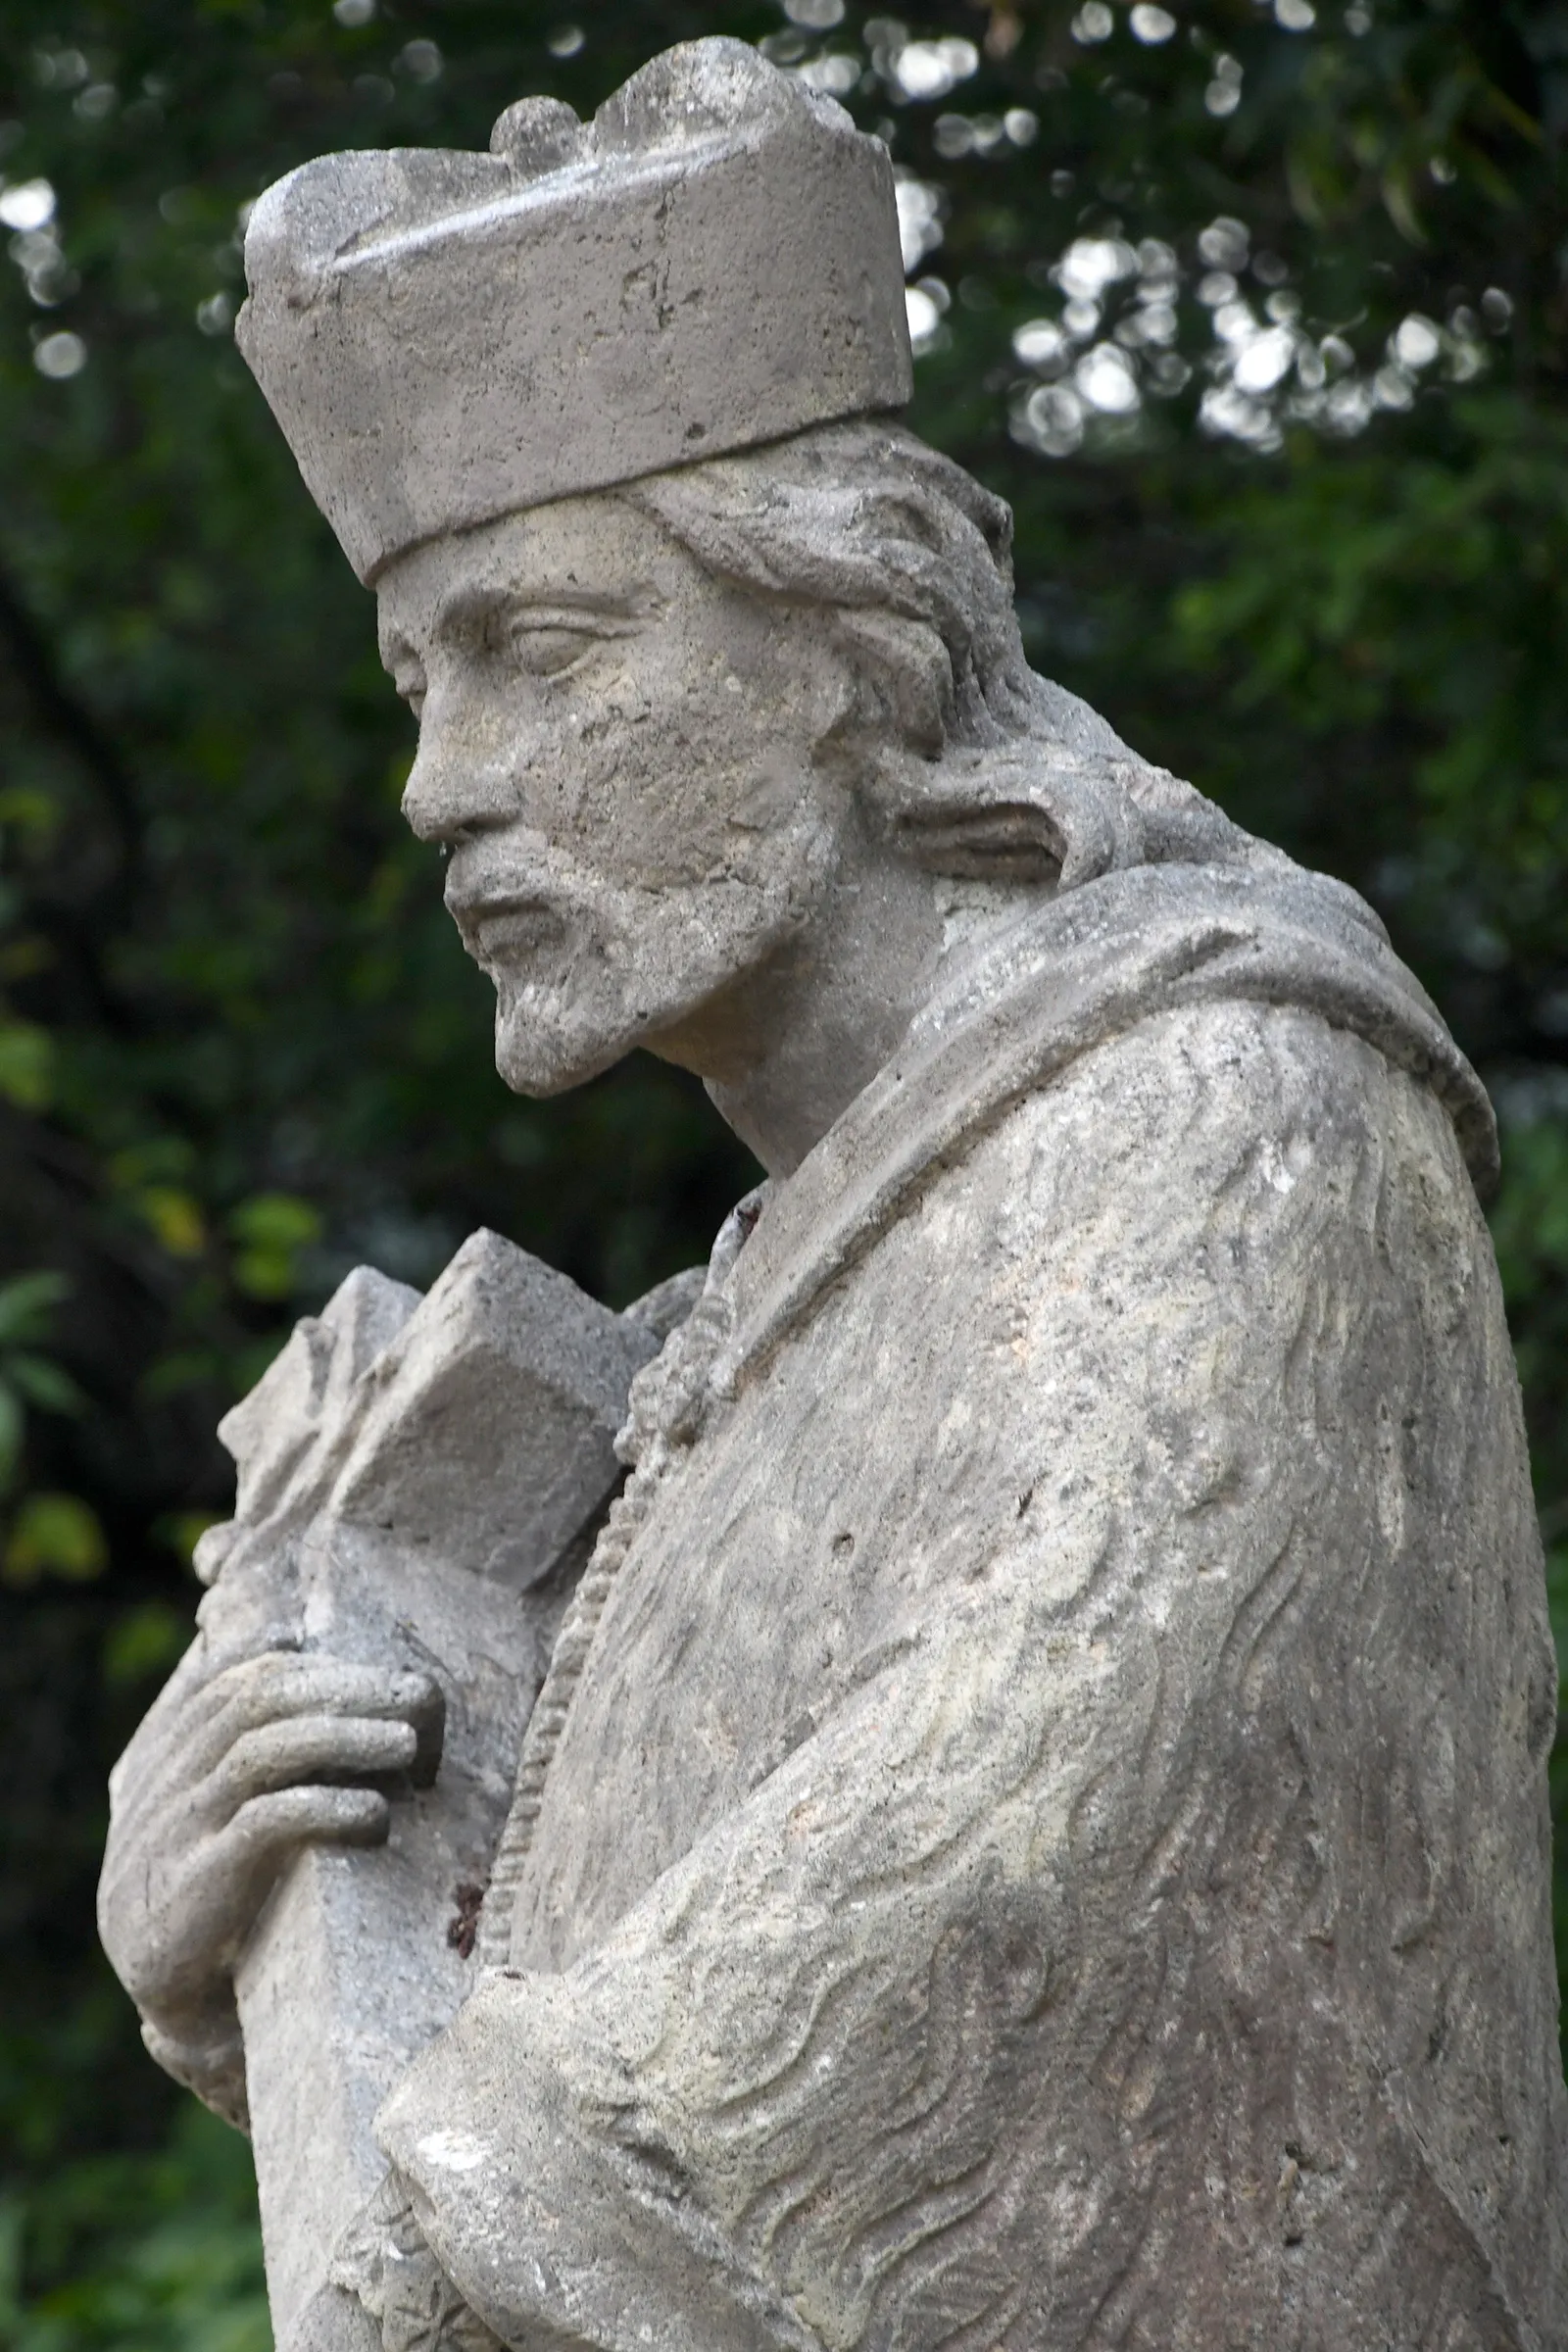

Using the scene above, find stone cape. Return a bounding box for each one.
[354,854,1566,2352]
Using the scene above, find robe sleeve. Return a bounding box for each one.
[364,1003,1548,2352]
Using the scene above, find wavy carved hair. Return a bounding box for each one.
[626,418,1252,891]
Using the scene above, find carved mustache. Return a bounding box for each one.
[447,891,566,965]
[442,840,648,974]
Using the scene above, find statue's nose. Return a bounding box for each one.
[400,739,466,846]
[400,700,534,846]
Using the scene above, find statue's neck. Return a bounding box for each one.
[651,846,1038,1179]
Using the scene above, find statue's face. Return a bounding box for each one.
[376,494,848,1097]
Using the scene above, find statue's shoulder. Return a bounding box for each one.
[719,846,1494,1391]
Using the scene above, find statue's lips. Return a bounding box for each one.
[450,895,564,962]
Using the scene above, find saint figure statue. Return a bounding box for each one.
[99,39,1567,2352]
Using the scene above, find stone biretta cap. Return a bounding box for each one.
[235,38,913,583]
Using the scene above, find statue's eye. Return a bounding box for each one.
[508,621,599,678]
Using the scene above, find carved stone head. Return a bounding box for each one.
[237,37,1246,1138]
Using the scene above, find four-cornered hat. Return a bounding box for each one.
[235,38,913,584]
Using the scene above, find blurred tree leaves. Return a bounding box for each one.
[0,2105,269,2352]
[0,0,1565,2339]
[4,1494,107,1588]
[0,1272,103,1592]
[0,1273,78,1473]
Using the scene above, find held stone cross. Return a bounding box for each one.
[192,1231,657,2343]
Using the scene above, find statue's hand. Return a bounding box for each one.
[98,1646,444,2046]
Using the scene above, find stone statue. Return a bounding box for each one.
[97,38,1567,2352]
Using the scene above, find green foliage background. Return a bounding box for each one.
[0,0,1564,2337]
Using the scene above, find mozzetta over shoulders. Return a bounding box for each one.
[714,854,1496,1398]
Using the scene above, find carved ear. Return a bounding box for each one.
[892,800,1067,885]
[883,745,1146,890]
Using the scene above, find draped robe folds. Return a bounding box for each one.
[359,859,1568,2352]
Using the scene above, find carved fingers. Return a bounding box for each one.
[114,1655,441,1827]
[212,1711,418,1809]
[223,1784,394,1856]
[177,1654,436,1767]
[98,1644,445,2032]
[190,1784,396,1950]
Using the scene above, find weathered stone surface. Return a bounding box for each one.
[404,978,1558,2352]
[328,1229,657,1592]
[102,30,1567,2352]
[106,1232,657,2346]
[235,40,910,583]
[230,1535,533,2346]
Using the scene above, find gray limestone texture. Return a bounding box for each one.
[235,40,910,584]
[102,1231,657,2343]
[99,30,1568,2352]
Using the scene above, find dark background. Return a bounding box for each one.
[0,1,1564,2338]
